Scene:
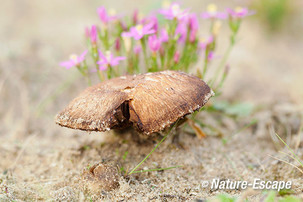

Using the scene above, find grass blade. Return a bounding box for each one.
[275,133,303,167]
[128,119,180,175]
[130,165,183,174]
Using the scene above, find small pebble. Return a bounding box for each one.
[82,162,120,192]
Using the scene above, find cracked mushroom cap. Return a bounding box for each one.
[55,70,214,135]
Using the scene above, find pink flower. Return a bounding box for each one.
[174,51,180,63]
[118,20,128,31]
[159,2,189,20]
[207,51,214,61]
[226,7,255,18]
[60,51,87,69]
[188,14,199,42]
[199,36,214,50]
[190,30,197,43]
[85,25,98,44]
[141,15,159,32]
[132,9,139,25]
[90,25,97,44]
[189,13,199,31]
[160,29,169,42]
[134,45,141,55]
[122,23,156,40]
[148,35,161,52]
[114,38,121,51]
[201,4,227,19]
[97,7,116,24]
[97,51,126,70]
[175,21,187,43]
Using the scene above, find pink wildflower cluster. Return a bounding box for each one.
[60,2,253,85]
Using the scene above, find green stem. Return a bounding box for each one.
[215,64,230,92]
[107,66,112,79]
[275,133,303,167]
[128,133,168,175]
[211,35,234,87]
[82,61,92,86]
[134,54,139,73]
[130,165,182,174]
[87,77,92,86]
[140,38,149,71]
[160,52,165,70]
[201,48,209,79]
[90,45,105,82]
[166,19,178,69]
[107,65,118,79]
[150,54,158,72]
[96,69,105,81]
[102,29,110,50]
[128,119,180,175]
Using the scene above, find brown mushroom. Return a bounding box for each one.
[55,70,214,135]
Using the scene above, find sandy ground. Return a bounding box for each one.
[1,0,303,201]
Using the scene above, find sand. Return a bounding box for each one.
[1,0,303,201]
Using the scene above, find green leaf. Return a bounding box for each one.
[279,189,295,196]
[212,101,255,117]
[279,196,301,202]
[210,194,236,202]
[264,191,276,202]
[122,151,128,161]
[225,102,254,117]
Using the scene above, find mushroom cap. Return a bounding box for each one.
[55,70,214,135]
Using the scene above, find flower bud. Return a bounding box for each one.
[134,45,141,55]
[174,51,180,63]
[132,9,139,25]
[115,38,121,52]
